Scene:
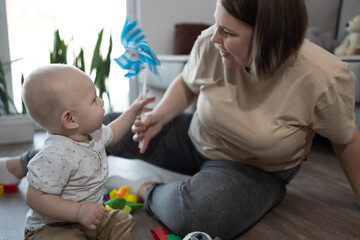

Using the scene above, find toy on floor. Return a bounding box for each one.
[0,183,18,196]
[103,188,110,202]
[334,14,360,55]
[117,185,138,203]
[152,226,182,240]
[183,231,221,240]
[151,227,221,240]
[103,197,143,214]
[103,186,143,214]
[107,185,138,203]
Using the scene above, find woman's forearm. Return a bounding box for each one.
[154,74,197,125]
[332,128,360,203]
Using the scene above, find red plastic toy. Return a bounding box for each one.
[152,227,169,240]
[0,183,18,195]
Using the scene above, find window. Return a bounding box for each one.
[5,0,129,112]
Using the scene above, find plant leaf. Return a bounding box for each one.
[104,34,113,78]
[74,48,85,72]
[90,29,104,74]
[50,29,68,64]
[21,74,27,114]
[0,57,10,115]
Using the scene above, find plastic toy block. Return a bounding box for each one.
[0,183,18,194]
[167,234,182,240]
[152,226,169,240]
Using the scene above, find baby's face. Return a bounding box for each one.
[69,70,105,135]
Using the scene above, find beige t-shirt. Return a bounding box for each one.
[182,25,356,172]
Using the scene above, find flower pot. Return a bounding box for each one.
[0,114,35,145]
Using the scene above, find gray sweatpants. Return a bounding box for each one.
[22,112,301,240]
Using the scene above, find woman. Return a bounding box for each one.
[131,0,360,238]
[1,0,359,239]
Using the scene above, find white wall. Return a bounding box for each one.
[138,0,217,54]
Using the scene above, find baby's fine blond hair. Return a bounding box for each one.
[22,64,81,133]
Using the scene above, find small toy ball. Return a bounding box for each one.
[183,232,212,240]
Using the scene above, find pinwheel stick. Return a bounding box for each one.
[139,77,147,149]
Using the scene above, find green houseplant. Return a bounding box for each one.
[0,58,34,145]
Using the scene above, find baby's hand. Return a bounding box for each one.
[76,202,107,230]
[131,90,156,115]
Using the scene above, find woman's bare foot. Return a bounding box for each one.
[105,175,162,202]
[137,182,158,202]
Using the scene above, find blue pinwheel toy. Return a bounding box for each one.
[114,18,161,81]
[114,18,161,148]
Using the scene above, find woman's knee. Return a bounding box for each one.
[144,180,244,239]
[145,164,286,239]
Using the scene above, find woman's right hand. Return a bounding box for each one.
[132,75,196,154]
[132,111,163,154]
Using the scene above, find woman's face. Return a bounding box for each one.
[211,1,254,67]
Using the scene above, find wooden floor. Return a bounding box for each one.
[0,133,359,240]
[241,141,360,239]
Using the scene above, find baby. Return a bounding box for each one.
[22,64,155,239]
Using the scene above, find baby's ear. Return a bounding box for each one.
[61,110,78,129]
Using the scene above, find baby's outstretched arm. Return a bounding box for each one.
[108,92,155,146]
[26,184,107,230]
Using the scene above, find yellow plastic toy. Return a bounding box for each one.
[109,185,138,203]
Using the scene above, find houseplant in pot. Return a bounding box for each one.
[0,58,34,145]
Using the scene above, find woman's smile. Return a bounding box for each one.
[220,48,231,57]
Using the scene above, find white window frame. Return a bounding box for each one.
[126,0,142,103]
[0,0,14,104]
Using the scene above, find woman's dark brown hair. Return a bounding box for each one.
[221,0,308,80]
